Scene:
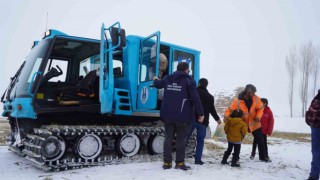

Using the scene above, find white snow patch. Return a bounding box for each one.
[0,137,311,180]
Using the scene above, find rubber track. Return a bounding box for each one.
[17,125,196,171]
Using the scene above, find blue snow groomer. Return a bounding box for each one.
[1,22,201,171]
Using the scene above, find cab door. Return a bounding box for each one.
[137,32,160,110]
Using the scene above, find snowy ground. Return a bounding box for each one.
[0,117,312,179]
[0,136,311,180]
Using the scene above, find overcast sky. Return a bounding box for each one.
[1,0,320,117]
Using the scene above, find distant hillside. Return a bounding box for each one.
[214,87,244,116]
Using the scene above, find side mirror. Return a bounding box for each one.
[111,27,126,48]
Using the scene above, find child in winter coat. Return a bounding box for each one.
[221,109,248,167]
[250,98,274,161]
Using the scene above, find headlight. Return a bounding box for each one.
[43,30,51,39]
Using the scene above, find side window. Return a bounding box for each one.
[27,58,42,82]
[113,51,123,77]
[140,36,158,82]
[91,58,100,71]
[44,59,68,82]
[79,53,123,78]
[139,65,147,81]
[113,60,123,77]
[79,58,91,77]
[173,51,194,76]
[79,55,100,77]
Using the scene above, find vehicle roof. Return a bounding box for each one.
[45,32,200,54]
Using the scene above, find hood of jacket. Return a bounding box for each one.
[166,71,192,84]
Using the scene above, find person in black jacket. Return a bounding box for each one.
[188,78,222,165]
[153,62,204,171]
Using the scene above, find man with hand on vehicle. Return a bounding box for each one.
[153,62,204,171]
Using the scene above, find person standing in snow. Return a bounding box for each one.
[221,109,247,167]
[153,62,204,171]
[250,98,274,161]
[306,89,320,180]
[188,78,222,165]
[224,84,270,162]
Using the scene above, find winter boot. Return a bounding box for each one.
[221,151,230,165]
[195,160,204,165]
[175,162,191,171]
[232,152,240,162]
[307,176,318,180]
[231,156,240,167]
[250,153,255,159]
[260,158,271,163]
[265,156,272,162]
[162,162,172,169]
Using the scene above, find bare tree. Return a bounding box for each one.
[299,41,315,117]
[285,46,298,117]
[311,45,320,96]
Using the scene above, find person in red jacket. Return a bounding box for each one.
[250,98,274,161]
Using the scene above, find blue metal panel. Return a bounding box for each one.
[99,24,113,114]
[169,47,173,74]
[113,88,132,115]
[193,52,201,84]
[137,32,160,110]
[124,37,140,112]
[43,29,68,39]
[100,23,126,114]
[6,98,36,119]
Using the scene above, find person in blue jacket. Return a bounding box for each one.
[153,62,204,171]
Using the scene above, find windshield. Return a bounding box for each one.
[9,39,51,99]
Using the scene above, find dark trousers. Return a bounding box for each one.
[310,127,320,180]
[188,121,207,161]
[226,142,241,159]
[163,121,191,163]
[252,134,269,158]
[251,128,266,160]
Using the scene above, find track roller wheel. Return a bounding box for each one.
[115,133,140,157]
[147,134,164,155]
[185,134,197,156]
[76,134,103,160]
[41,136,66,162]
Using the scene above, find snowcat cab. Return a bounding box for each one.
[1,22,201,171]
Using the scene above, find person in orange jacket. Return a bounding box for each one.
[224,84,269,162]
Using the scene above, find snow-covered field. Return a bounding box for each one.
[0,137,311,180]
[0,116,312,180]
[273,117,310,134]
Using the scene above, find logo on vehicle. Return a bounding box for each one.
[140,87,148,104]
